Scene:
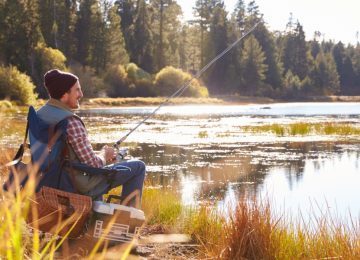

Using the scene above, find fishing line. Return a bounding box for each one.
[114,21,260,148]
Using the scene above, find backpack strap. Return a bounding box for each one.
[5,119,29,167]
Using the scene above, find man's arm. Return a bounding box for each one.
[66,117,106,167]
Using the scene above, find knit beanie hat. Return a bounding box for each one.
[44,69,78,99]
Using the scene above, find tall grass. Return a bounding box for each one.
[204,198,360,259]
[2,149,360,259]
[244,122,360,136]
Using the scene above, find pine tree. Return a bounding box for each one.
[240,35,267,95]
[193,0,212,68]
[311,51,340,95]
[351,44,360,94]
[0,0,43,75]
[282,21,309,80]
[206,4,228,94]
[104,4,129,67]
[115,0,137,55]
[38,0,77,60]
[252,23,283,90]
[75,0,96,65]
[332,42,355,94]
[150,0,182,71]
[131,0,154,72]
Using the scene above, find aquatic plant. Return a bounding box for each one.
[142,188,182,226]
[244,122,360,137]
[198,131,208,138]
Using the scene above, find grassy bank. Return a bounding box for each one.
[1,165,360,259]
[84,95,360,107]
[80,96,226,107]
[1,95,360,111]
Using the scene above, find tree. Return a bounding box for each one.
[150,0,182,71]
[193,0,213,68]
[34,44,67,97]
[115,0,137,53]
[332,42,355,94]
[75,0,98,66]
[240,35,268,95]
[104,5,129,67]
[206,4,229,94]
[351,44,360,94]
[282,21,309,80]
[0,65,37,105]
[131,0,154,72]
[38,0,77,59]
[0,0,43,75]
[311,51,340,95]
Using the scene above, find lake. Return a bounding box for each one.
[2,102,360,223]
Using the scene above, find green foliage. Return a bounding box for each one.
[142,188,182,226]
[150,0,183,71]
[130,0,154,73]
[205,4,229,94]
[243,122,360,136]
[34,44,67,97]
[0,66,37,105]
[126,63,152,82]
[282,22,309,81]
[0,0,43,74]
[154,66,209,97]
[1,0,360,98]
[240,35,268,95]
[104,5,129,67]
[35,44,66,72]
[69,63,104,98]
[282,70,302,98]
[311,51,340,95]
[104,64,129,97]
[198,131,208,138]
[0,100,13,112]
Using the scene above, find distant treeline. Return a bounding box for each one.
[0,0,359,104]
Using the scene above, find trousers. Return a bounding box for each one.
[86,159,146,207]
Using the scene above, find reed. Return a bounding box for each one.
[82,97,224,107]
[142,188,182,226]
[198,131,208,138]
[2,149,360,259]
[244,122,360,136]
[206,198,360,259]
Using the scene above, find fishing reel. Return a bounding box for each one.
[115,147,129,162]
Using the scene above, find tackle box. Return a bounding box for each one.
[84,200,145,244]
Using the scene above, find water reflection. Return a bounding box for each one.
[137,141,360,220]
[2,103,360,221]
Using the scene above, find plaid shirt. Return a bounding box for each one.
[66,117,105,168]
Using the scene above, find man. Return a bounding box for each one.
[37,69,145,208]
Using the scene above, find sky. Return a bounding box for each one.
[178,0,360,45]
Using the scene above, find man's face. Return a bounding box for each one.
[60,81,83,109]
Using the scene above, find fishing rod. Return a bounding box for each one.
[114,21,260,152]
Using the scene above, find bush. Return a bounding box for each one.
[154,66,208,97]
[104,64,130,97]
[0,66,37,105]
[0,100,12,109]
[34,44,67,97]
[69,63,104,98]
[126,63,152,82]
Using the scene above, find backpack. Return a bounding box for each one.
[3,106,130,194]
[3,106,75,192]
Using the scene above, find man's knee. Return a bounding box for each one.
[137,160,146,173]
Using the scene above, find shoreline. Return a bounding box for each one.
[80,95,360,108]
[1,95,359,112]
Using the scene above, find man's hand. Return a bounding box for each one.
[103,145,116,163]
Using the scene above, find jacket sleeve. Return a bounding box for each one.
[66,117,106,167]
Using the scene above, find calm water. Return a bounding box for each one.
[2,102,360,222]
